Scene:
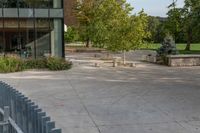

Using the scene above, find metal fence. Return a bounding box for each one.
[0,81,62,133]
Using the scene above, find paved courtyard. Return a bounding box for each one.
[0,62,200,133]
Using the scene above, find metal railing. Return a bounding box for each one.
[0,81,62,133]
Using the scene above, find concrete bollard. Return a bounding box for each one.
[113,59,117,67]
[130,63,136,67]
[94,62,100,67]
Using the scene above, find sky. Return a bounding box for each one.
[126,0,184,17]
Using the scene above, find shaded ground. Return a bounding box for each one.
[0,60,200,133]
[65,50,156,62]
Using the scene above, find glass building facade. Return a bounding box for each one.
[0,0,64,58]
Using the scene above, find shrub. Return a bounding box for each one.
[0,56,24,73]
[46,57,72,71]
[24,58,47,69]
[0,56,72,73]
[64,26,80,43]
[157,35,178,56]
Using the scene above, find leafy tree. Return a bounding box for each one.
[182,0,200,50]
[105,8,150,64]
[147,16,160,42]
[64,26,80,43]
[166,0,200,50]
[74,0,150,63]
[146,16,170,43]
[74,0,96,47]
[165,0,184,43]
[156,21,170,43]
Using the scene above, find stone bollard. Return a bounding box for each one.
[113,59,117,67]
[130,62,136,67]
[94,62,100,67]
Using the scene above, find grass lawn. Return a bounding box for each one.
[65,42,200,54]
[141,43,200,54]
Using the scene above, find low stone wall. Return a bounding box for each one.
[167,55,200,67]
[144,55,157,63]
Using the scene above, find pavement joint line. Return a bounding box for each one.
[64,71,102,133]
[174,120,189,129]
[96,119,200,127]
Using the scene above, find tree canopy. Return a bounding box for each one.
[165,0,200,50]
[74,0,150,51]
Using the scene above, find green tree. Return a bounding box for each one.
[165,0,184,43]
[64,26,79,43]
[74,0,97,47]
[74,0,150,64]
[146,16,169,43]
[94,1,150,64]
[166,0,200,50]
[182,0,200,50]
[147,16,160,43]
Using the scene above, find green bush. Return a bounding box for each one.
[46,57,72,71]
[0,56,72,73]
[64,26,80,43]
[0,56,24,73]
[24,58,47,69]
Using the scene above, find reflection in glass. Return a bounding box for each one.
[35,19,50,57]
[0,19,3,52]
[4,19,19,52]
[3,0,18,8]
[0,0,64,58]
[0,1,3,8]
[35,0,49,8]
[20,19,35,58]
[0,0,64,8]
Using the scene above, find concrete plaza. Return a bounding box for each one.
[0,62,200,133]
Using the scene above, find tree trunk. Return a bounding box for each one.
[185,30,192,51]
[86,38,90,47]
[123,50,126,65]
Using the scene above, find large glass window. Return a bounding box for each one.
[0,8,2,17]
[34,0,50,8]
[0,19,3,53]
[35,19,50,57]
[18,0,29,8]
[0,0,64,58]
[49,0,63,8]
[20,19,35,58]
[4,19,19,52]
[0,1,4,8]
[3,0,18,8]
[17,0,34,8]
